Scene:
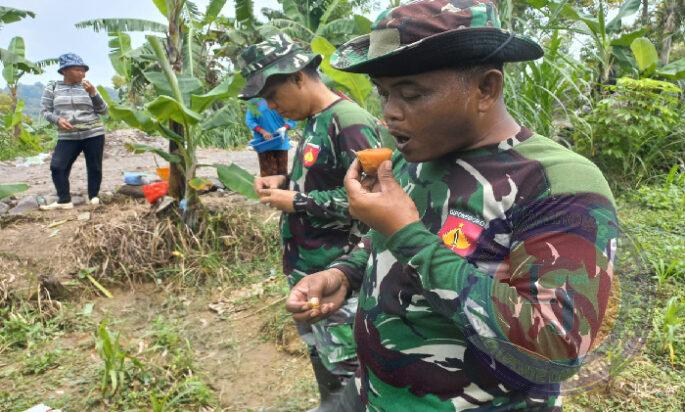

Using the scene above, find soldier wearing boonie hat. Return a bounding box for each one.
[286,1,618,411]
[240,34,383,411]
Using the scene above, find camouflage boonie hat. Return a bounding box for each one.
[237,33,322,100]
[331,0,543,76]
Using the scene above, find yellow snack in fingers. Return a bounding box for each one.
[356,148,393,176]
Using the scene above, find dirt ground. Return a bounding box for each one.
[0,129,276,198]
[0,133,314,411]
[0,197,316,411]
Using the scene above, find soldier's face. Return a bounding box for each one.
[373,69,480,162]
[260,75,309,121]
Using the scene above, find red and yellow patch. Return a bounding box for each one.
[303,143,320,168]
[437,215,484,257]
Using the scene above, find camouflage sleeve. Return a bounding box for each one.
[328,235,372,291]
[385,193,618,384]
[294,124,381,221]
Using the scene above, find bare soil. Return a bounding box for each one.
[0,133,314,410]
[0,129,270,198]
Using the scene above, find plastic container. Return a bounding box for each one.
[124,172,158,186]
[142,181,169,204]
[249,132,286,153]
[156,167,170,181]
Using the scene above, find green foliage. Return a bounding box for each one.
[75,18,167,33]
[505,30,592,139]
[103,34,254,219]
[216,163,259,200]
[630,37,659,74]
[261,0,371,45]
[0,6,35,25]
[652,297,685,366]
[311,36,372,108]
[573,77,684,183]
[22,349,63,375]
[0,182,28,200]
[95,319,215,409]
[527,0,643,82]
[657,57,685,80]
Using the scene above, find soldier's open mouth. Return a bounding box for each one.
[394,134,410,145]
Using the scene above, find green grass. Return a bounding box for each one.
[566,172,685,410]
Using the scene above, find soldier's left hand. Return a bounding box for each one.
[345,159,419,237]
[258,188,296,213]
[82,80,97,96]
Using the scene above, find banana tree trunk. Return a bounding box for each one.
[9,84,19,139]
[166,12,185,201]
[168,122,185,199]
[660,1,677,65]
[183,147,202,229]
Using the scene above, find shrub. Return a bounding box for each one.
[574,77,684,186]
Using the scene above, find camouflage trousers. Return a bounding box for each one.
[295,297,359,377]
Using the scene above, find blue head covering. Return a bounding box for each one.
[58,53,89,74]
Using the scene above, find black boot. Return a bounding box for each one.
[307,352,344,412]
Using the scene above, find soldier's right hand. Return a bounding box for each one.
[254,175,287,196]
[285,268,350,324]
[57,117,74,130]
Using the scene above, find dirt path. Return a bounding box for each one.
[0,129,273,198]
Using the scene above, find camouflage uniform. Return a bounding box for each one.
[238,34,384,376]
[285,98,383,374]
[325,1,618,410]
[329,129,618,410]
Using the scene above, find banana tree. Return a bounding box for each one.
[100,35,256,227]
[1,36,56,138]
[261,0,372,46]
[629,36,685,80]
[0,6,35,27]
[77,0,241,200]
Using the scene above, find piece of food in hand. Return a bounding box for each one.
[356,148,393,176]
[307,297,320,310]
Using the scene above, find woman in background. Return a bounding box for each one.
[40,53,108,210]
[245,97,296,176]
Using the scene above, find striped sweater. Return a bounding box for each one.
[41,81,108,140]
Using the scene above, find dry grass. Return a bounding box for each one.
[69,200,280,287]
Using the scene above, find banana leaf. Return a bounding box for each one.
[0,183,29,200]
[98,86,156,133]
[124,143,182,164]
[146,95,203,125]
[190,74,245,113]
[215,163,258,200]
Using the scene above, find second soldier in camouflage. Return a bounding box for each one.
[240,33,382,411]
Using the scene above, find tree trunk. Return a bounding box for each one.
[9,85,20,139]
[642,0,649,26]
[659,2,677,65]
[167,8,185,201]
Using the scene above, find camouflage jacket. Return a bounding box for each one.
[330,128,618,411]
[282,98,382,370]
[281,98,382,285]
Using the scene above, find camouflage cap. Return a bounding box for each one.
[331,0,543,76]
[237,33,322,100]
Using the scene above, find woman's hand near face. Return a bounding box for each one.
[82,80,97,97]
